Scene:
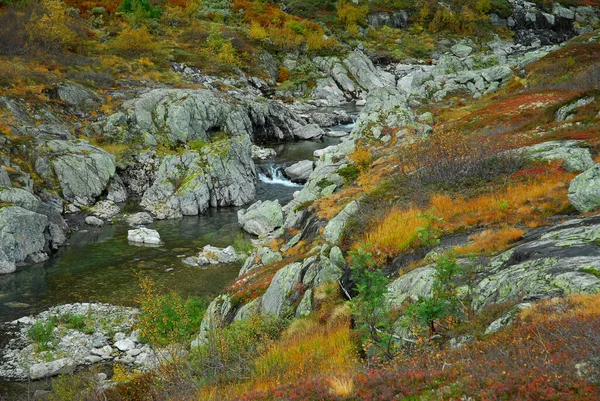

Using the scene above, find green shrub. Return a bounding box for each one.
[337,164,360,185]
[233,233,255,255]
[28,320,57,351]
[118,0,161,19]
[189,314,286,384]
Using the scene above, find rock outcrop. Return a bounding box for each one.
[43,140,116,207]
[141,135,256,219]
[238,199,284,236]
[569,164,600,213]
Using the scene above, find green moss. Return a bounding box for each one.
[580,267,600,279]
[337,164,360,185]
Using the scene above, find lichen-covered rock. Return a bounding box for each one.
[284,160,314,183]
[90,200,120,219]
[293,124,325,140]
[521,140,594,172]
[44,140,116,206]
[0,206,52,274]
[471,216,600,311]
[238,200,283,236]
[555,97,595,121]
[343,51,395,91]
[260,261,305,316]
[141,135,256,219]
[55,83,102,111]
[0,187,40,210]
[324,201,359,244]
[386,266,437,307]
[85,216,104,227]
[192,294,234,347]
[569,164,600,213]
[182,245,240,266]
[350,87,414,140]
[126,212,154,227]
[98,88,306,144]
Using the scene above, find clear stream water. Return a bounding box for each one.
[0,135,347,325]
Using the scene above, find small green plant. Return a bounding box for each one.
[348,248,398,362]
[416,213,443,247]
[233,233,254,255]
[28,320,57,351]
[580,267,600,279]
[405,256,464,334]
[61,313,95,334]
[337,165,360,185]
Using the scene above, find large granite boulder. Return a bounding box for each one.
[44,140,116,206]
[569,164,600,213]
[0,207,51,273]
[141,135,256,219]
[343,51,396,91]
[284,160,314,183]
[238,200,283,236]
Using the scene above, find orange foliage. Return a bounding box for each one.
[359,166,574,261]
[456,226,525,255]
[311,186,362,220]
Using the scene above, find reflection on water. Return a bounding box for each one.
[0,208,244,323]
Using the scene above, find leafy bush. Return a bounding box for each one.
[405,256,464,335]
[109,26,157,57]
[117,0,161,19]
[190,314,286,384]
[135,276,208,346]
[348,248,398,362]
[28,320,57,351]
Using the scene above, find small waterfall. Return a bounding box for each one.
[258,164,302,188]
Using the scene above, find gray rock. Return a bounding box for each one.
[238,200,283,236]
[387,266,436,306]
[555,97,595,121]
[183,245,239,266]
[311,77,346,106]
[471,216,600,311]
[45,140,116,206]
[29,358,74,380]
[521,140,594,172]
[192,294,233,347]
[367,11,409,29]
[90,200,120,219]
[552,3,575,19]
[323,201,359,244]
[284,160,314,183]
[0,187,40,210]
[293,124,325,140]
[296,289,313,318]
[261,261,304,316]
[451,44,474,58]
[481,65,513,83]
[114,339,136,352]
[0,167,10,187]
[85,216,104,227]
[352,87,414,140]
[252,145,276,160]
[126,212,153,227]
[127,228,162,245]
[569,164,600,212]
[0,207,50,274]
[141,135,256,219]
[343,51,395,91]
[56,83,102,111]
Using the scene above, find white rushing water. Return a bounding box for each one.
[258,164,302,188]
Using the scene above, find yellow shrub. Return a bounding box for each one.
[363,207,423,260]
[337,0,368,29]
[26,0,78,51]
[110,26,157,57]
[248,21,268,41]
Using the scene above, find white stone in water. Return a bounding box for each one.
[85,216,104,227]
[127,228,162,245]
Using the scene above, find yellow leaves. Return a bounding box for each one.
[25,0,78,51]
[248,21,268,41]
[109,26,157,57]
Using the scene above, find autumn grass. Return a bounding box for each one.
[359,167,575,261]
[455,226,525,255]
